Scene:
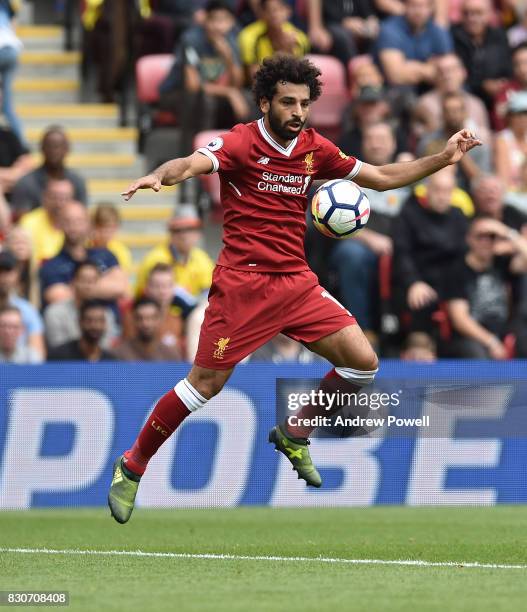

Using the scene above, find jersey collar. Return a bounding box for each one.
[257,117,298,157]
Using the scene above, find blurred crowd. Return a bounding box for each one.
[1,0,527,363]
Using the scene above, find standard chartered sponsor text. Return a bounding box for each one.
[257,171,310,195]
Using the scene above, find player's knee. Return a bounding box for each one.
[367,352,379,373]
[187,368,229,400]
[336,351,379,386]
[194,378,225,399]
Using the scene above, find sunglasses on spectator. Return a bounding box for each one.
[473,232,498,240]
[169,226,198,234]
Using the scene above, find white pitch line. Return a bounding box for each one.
[0,548,525,570]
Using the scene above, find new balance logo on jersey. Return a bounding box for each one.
[257,156,270,165]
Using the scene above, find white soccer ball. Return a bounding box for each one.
[311,179,370,239]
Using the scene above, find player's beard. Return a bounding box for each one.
[268,107,305,141]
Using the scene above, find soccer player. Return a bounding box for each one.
[108,55,480,523]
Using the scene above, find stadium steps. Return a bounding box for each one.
[14,24,175,264]
[18,50,80,79]
[29,152,143,180]
[87,179,175,234]
[17,103,119,129]
[117,233,166,248]
[26,127,138,154]
[15,25,64,51]
[116,233,168,263]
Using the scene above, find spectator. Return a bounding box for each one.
[90,203,132,274]
[4,226,38,305]
[0,103,32,195]
[10,127,87,216]
[0,0,23,142]
[47,299,116,362]
[135,204,214,315]
[413,165,475,217]
[392,168,469,333]
[472,174,527,233]
[400,331,437,361]
[39,201,129,307]
[452,0,512,108]
[507,6,527,48]
[159,0,249,164]
[18,178,74,265]
[137,0,207,56]
[239,0,309,82]
[348,57,384,98]
[0,305,43,364]
[413,53,490,138]
[81,0,141,103]
[250,333,325,363]
[113,297,182,361]
[0,250,45,359]
[446,217,527,358]
[331,122,411,334]
[339,85,408,159]
[505,158,527,216]
[0,184,10,237]
[306,0,379,65]
[418,92,492,192]
[376,0,452,88]
[493,42,527,131]
[44,261,119,350]
[123,263,183,350]
[495,92,527,191]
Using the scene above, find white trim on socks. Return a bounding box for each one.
[174,379,208,412]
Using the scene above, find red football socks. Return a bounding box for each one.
[284,368,360,439]
[124,388,191,476]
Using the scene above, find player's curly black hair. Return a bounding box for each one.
[252,55,322,106]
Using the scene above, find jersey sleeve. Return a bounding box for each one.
[196,124,248,174]
[314,135,362,181]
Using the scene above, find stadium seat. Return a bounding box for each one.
[135,54,175,151]
[304,54,349,141]
[136,54,173,104]
[295,0,307,20]
[378,253,458,351]
[193,130,227,217]
[379,253,392,303]
[431,302,452,342]
[503,333,517,359]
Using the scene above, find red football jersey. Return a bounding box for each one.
[196,118,362,272]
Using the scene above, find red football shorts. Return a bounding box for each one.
[195,265,357,369]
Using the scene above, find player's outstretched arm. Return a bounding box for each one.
[355,129,482,192]
[121,152,213,201]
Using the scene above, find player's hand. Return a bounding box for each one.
[407,281,437,310]
[121,174,161,201]
[442,129,482,165]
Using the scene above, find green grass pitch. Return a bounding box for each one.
[1,507,526,611]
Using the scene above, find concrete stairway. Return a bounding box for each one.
[14,25,177,267]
